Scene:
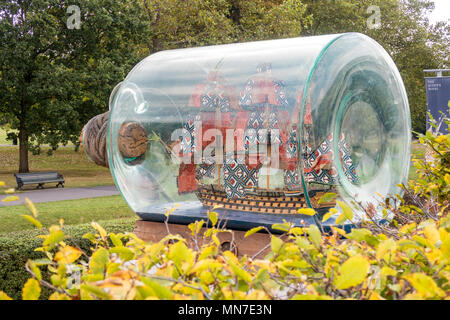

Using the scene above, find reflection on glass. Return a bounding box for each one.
[107,33,411,221]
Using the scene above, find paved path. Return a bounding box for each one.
[0,185,120,207]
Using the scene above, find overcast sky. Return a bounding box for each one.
[428,0,450,24]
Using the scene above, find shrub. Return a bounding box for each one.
[0,218,135,300]
[0,120,448,300]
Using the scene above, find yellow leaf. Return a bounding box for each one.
[222,250,239,265]
[1,195,19,202]
[297,208,316,216]
[404,273,445,298]
[245,226,264,238]
[55,246,83,264]
[22,215,42,229]
[330,226,347,236]
[25,197,37,218]
[168,240,194,272]
[271,235,284,253]
[424,225,440,247]
[49,292,70,300]
[308,225,321,248]
[0,291,12,300]
[4,188,15,194]
[318,192,337,204]
[322,213,331,223]
[368,292,385,300]
[334,255,370,290]
[91,222,107,240]
[89,247,109,274]
[337,201,354,221]
[381,266,397,277]
[22,278,41,300]
[376,239,397,262]
[43,229,65,247]
[0,181,5,187]
[444,174,450,185]
[208,211,218,226]
[435,135,447,144]
[335,213,347,225]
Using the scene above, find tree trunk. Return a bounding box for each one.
[18,118,29,173]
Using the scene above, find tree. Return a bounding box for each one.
[0,0,149,172]
[139,0,311,52]
[300,0,450,134]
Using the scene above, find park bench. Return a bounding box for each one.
[14,171,65,190]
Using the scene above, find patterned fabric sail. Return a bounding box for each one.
[223,63,291,199]
[177,71,238,194]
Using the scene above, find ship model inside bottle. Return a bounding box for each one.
[102,33,411,228]
[174,62,357,215]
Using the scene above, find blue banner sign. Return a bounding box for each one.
[425,77,450,134]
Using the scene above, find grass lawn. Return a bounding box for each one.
[0,195,136,234]
[0,146,114,189]
[409,140,427,181]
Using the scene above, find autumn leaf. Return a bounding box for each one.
[334,255,370,290]
[318,192,337,204]
[25,197,38,218]
[0,291,12,300]
[1,195,19,202]
[89,247,109,274]
[55,246,83,264]
[245,226,264,238]
[404,273,445,298]
[271,236,284,253]
[22,214,42,229]
[308,225,321,248]
[297,208,316,216]
[22,278,41,300]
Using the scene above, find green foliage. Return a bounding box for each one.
[301,0,449,134]
[0,0,150,171]
[0,218,134,300]
[1,126,449,300]
[2,206,447,300]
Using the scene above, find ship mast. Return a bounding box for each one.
[215,95,222,187]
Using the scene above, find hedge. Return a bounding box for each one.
[0,218,136,300]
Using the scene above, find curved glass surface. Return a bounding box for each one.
[108,33,411,223]
[300,33,411,218]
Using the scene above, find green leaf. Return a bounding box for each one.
[109,233,123,247]
[272,223,290,232]
[245,226,264,238]
[27,260,42,281]
[228,260,252,283]
[22,278,41,300]
[318,192,337,204]
[337,201,354,221]
[168,240,192,271]
[271,236,284,253]
[81,284,111,300]
[308,225,321,248]
[89,247,109,274]
[335,213,347,225]
[141,279,173,299]
[110,246,134,261]
[43,230,65,248]
[334,255,370,290]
